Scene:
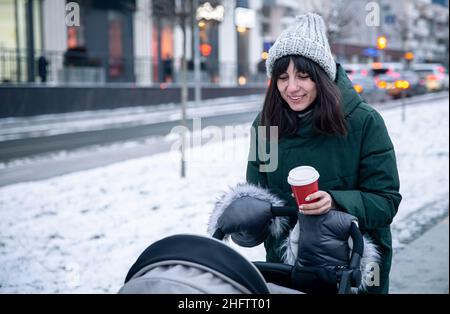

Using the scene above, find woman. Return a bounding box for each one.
[246,13,402,294]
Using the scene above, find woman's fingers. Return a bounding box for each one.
[300,192,330,208]
[300,205,331,215]
[296,191,334,215]
[304,191,323,202]
[300,197,328,211]
[299,191,332,215]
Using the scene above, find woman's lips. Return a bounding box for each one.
[288,95,306,102]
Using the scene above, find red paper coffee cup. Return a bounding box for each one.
[287,166,320,207]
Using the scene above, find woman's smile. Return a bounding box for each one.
[277,60,317,111]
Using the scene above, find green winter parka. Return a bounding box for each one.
[246,63,402,294]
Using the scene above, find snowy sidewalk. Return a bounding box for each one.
[0,96,448,293]
[390,216,449,294]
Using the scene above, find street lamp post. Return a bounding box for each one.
[14,0,22,82]
[402,94,406,122]
[193,0,201,105]
[26,0,35,83]
[175,0,191,178]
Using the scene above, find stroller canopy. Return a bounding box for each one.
[120,234,271,294]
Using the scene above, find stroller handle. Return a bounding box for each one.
[212,228,225,240]
[271,205,298,217]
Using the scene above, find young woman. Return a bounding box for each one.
[246,13,402,294]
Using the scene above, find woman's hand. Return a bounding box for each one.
[298,190,335,215]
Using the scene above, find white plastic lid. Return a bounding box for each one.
[287,166,320,186]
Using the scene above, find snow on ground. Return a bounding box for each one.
[0,98,448,293]
[0,135,168,171]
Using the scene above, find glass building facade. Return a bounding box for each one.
[0,0,43,82]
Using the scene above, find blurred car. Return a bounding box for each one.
[371,62,405,78]
[412,63,449,92]
[349,73,390,103]
[375,74,401,99]
[399,70,428,96]
[343,63,372,77]
[375,70,426,99]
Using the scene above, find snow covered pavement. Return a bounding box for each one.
[0,97,448,293]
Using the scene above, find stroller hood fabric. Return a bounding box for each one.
[120,234,271,294]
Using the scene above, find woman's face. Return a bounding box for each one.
[277,59,317,112]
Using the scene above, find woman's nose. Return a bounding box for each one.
[286,78,300,93]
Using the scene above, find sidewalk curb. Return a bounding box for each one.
[390,216,449,294]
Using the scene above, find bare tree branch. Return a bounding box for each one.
[306,0,357,44]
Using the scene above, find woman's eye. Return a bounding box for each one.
[298,75,309,79]
[279,76,288,80]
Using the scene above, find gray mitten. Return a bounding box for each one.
[217,196,272,247]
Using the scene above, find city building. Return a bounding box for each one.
[0,0,448,85]
[259,0,448,65]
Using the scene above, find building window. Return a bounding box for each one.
[108,11,124,78]
[67,26,78,48]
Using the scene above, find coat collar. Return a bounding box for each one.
[294,110,315,138]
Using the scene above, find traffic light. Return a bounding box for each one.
[377,36,387,50]
[200,44,212,57]
[404,51,414,61]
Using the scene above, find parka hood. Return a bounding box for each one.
[334,63,364,117]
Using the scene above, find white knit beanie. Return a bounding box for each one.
[266,13,336,81]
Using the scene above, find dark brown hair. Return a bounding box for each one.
[260,55,347,137]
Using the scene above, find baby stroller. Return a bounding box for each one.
[119,183,379,294]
